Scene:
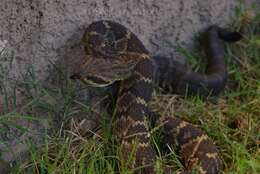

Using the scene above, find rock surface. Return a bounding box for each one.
[0,0,249,81]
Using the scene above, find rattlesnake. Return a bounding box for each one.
[70,20,241,174]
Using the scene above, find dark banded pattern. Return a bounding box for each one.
[115,58,156,173]
[71,20,242,173]
[160,116,222,174]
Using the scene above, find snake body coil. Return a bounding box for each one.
[71,20,241,173]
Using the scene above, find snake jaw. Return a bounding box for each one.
[70,67,118,87]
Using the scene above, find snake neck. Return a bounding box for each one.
[116,58,154,127]
[114,58,156,172]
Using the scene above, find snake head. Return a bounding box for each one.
[73,20,150,87]
[70,53,149,87]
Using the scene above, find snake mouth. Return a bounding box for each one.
[70,73,114,87]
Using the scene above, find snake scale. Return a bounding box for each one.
[70,20,241,174]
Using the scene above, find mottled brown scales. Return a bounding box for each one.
[71,20,242,173]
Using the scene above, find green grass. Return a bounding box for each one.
[0,4,259,174]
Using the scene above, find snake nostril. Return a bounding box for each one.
[70,74,81,80]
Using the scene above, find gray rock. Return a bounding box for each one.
[0,0,254,81]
